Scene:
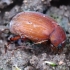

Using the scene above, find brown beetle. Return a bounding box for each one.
[9,11,66,52]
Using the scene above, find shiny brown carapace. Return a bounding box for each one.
[9,11,66,50]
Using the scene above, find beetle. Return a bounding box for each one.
[9,11,66,52]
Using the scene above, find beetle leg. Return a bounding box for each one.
[50,43,64,53]
[8,35,27,43]
[9,35,21,41]
[4,35,27,52]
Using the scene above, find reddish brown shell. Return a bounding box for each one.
[50,26,66,47]
[10,11,66,47]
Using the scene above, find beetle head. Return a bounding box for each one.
[50,25,66,52]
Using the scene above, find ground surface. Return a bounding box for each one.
[0,0,70,70]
